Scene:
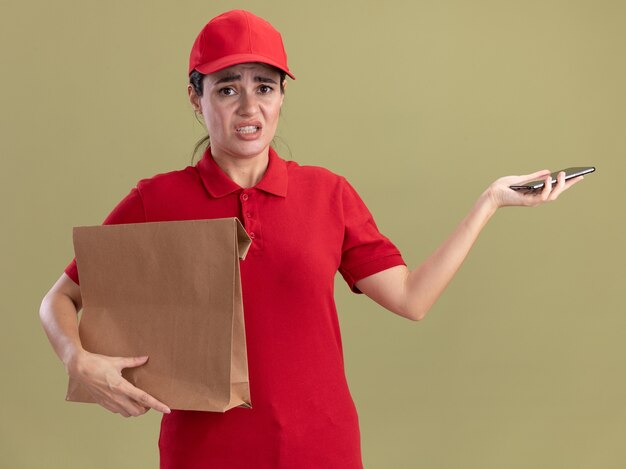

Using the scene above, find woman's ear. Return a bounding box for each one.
[188,84,202,113]
[280,80,287,106]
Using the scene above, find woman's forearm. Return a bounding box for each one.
[39,292,84,372]
[404,190,498,320]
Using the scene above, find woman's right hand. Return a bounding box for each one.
[67,350,171,417]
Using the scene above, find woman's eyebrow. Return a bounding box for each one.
[213,74,278,85]
[215,73,241,85]
[254,76,278,84]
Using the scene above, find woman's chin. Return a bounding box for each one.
[224,139,272,159]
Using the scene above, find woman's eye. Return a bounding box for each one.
[218,87,236,96]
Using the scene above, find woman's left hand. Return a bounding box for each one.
[485,169,585,209]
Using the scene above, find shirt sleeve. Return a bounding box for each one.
[63,187,146,285]
[337,176,406,294]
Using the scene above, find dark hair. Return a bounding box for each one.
[189,66,287,164]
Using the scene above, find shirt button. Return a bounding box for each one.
[245,211,252,218]
[241,193,249,201]
[249,232,255,239]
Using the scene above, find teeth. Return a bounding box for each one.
[237,126,259,134]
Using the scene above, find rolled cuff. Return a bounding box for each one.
[339,253,406,294]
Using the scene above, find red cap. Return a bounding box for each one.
[188,10,295,80]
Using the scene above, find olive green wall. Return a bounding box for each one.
[3,0,624,467]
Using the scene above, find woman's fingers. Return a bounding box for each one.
[102,398,146,417]
[519,169,551,183]
[123,381,171,414]
[555,174,584,199]
[544,171,583,202]
[111,355,171,415]
[539,173,555,201]
[98,378,169,417]
[74,352,171,417]
[529,171,583,205]
[115,355,149,370]
[547,171,566,201]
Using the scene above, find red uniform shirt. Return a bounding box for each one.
[64,147,406,468]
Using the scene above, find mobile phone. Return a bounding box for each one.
[509,166,595,191]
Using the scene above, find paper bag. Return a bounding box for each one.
[66,217,253,412]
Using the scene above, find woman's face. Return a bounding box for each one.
[189,62,285,161]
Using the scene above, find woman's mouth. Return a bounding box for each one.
[235,122,262,140]
[236,125,260,134]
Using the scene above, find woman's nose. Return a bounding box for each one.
[238,90,257,115]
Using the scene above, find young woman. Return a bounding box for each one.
[39,9,584,469]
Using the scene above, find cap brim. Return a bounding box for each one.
[192,53,295,80]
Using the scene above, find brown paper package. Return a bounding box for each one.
[66,218,253,412]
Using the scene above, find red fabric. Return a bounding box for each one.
[63,147,406,468]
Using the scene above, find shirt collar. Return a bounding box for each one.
[196,146,288,198]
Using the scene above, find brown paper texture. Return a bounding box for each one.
[66,218,252,412]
